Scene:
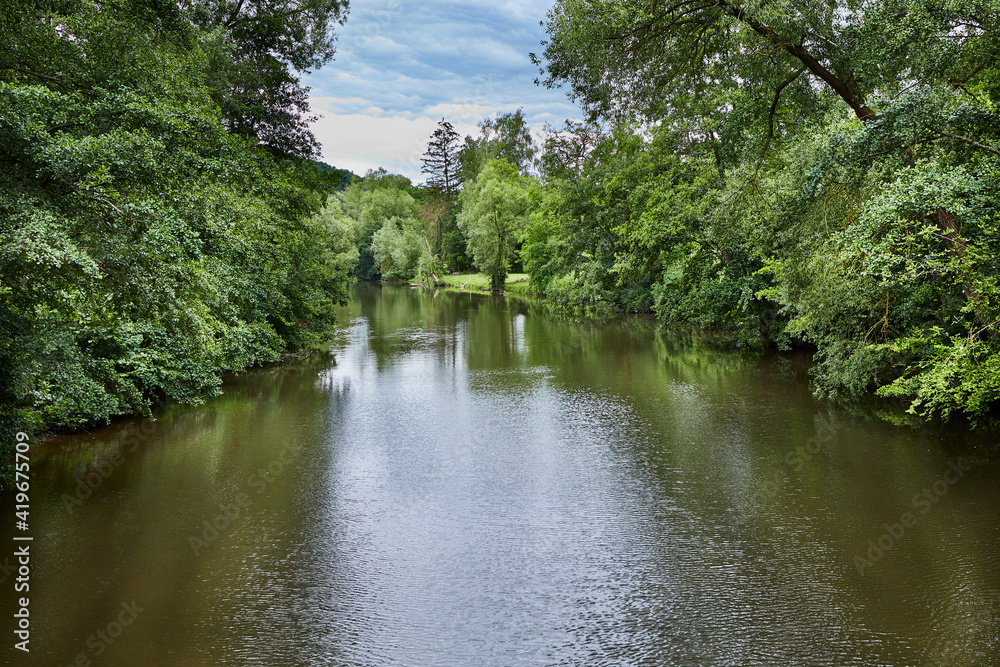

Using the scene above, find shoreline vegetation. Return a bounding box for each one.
[3,0,1000,473]
[0,0,358,475]
[421,273,533,296]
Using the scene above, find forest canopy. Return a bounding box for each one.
[528,0,1000,425]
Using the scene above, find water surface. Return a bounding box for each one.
[4,284,999,666]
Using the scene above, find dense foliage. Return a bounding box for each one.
[349,112,545,288]
[526,0,1000,425]
[457,159,535,291]
[0,0,354,443]
[9,0,995,438]
[187,0,349,157]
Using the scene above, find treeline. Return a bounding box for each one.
[349,1,1000,427]
[0,0,357,442]
[5,0,998,438]
[326,110,539,291]
[533,0,1000,427]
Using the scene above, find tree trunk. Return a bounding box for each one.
[493,231,505,294]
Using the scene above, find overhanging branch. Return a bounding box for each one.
[712,0,878,122]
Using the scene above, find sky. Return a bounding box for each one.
[304,0,581,182]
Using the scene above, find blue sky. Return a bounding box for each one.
[305,0,581,181]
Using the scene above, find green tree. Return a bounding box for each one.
[0,0,355,444]
[420,119,463,265]
[370,221,423,282]
[539,120,603,180]
[534,0,1000,423]
[457,160,534,292]
[338,170,423,281]
[187,0,350,157]
[459,109,538,181]
[422,118,463,197]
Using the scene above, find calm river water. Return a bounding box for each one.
[4,284,1000,666]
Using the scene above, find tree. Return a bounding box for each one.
[370,219,423,281]
[533,0,1000,424]
[540,120,604,180]
[186,0,350,157]
[422,119,462,197]
[417,195,455,266]
[459,109,538,181]
[0,0,355,445]
[338,170,421,281]
[457,160,534,292]
[536,1,999,166]
[420,118,463,265]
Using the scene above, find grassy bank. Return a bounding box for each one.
[436,273,533,294]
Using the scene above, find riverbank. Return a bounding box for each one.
[434,272,533,295]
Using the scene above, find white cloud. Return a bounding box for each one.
[311,96,371,113]
[423,102,494,121]
[307,0,582,179]
[314,113,479,181]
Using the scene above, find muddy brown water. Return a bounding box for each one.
[4,283,999,666]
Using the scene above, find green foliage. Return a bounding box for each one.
[539,120,603,180]
[532,0,1000,424]
[419,122,464,270]
[523,125,782,345]
[416,251,446,286]
[371,219,424,281]
[768,153,1000,420]
[457,160,536,292]
[315,161,357,191]
[187,0,350,157]
[0,0,354,438]
[337,169,424,282]
[459,109,538,181]
[422,119,463,196]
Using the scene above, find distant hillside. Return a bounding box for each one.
[315,161,359,190]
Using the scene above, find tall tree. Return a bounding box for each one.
[420,118,463,264]
[457,160,534,292]
[422,118,462,197]
[0,0,356,443]
[533,0,1000,423]
[535,1,998,158]
[186,0,350,157]
[460,109,538,181]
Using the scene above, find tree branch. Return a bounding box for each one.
[933,130,1000,157]
[749,66,805,183]
[763,67,805,155]
[712,0,878,122]
[1,63,65,86]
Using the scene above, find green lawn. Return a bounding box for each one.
[437,273,531,293]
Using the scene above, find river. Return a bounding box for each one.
[4,284,999,666]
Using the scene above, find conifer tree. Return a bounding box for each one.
[421,119,462,197]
